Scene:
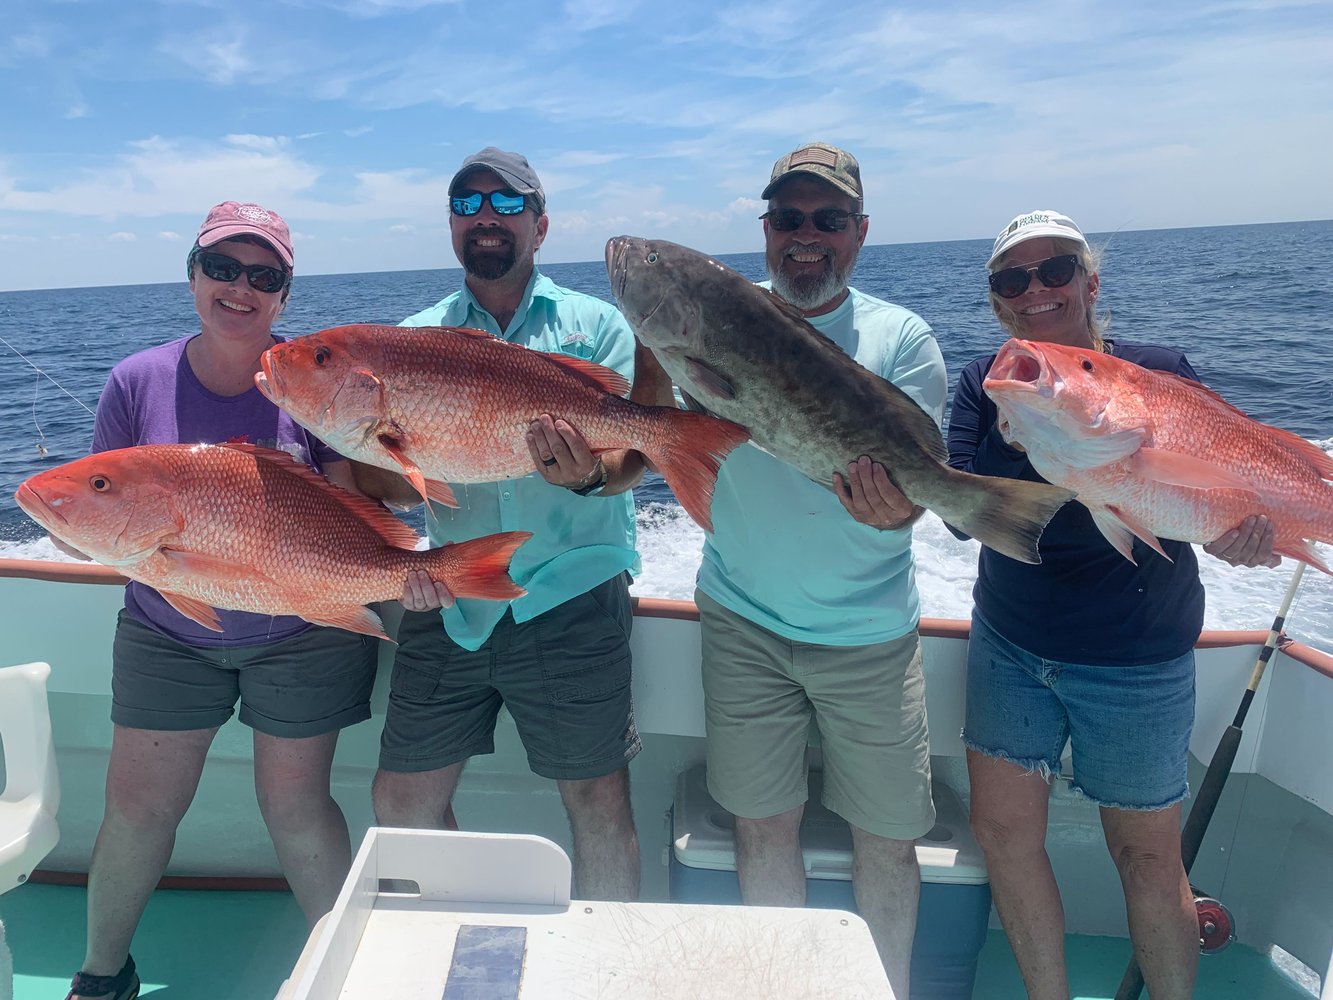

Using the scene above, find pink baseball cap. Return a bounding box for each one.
[195,201,294,268]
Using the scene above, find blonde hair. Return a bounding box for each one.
[988,237,1108,347]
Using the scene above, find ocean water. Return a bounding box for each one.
[2,220,1331,652]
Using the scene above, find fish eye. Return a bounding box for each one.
[90,475,111,492]
[314,346,332,366]
[646,252,659,264]
[1080,358,1094,371]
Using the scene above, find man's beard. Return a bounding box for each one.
[768,246,853,311]
[462,241,518,281]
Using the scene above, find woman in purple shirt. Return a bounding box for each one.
[64,202,376,1000]
[947,210,1279,1000]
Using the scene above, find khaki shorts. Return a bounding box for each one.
[111,610,378,738]
[697,590,935,840]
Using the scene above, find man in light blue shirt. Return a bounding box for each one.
[355,148,647,901]
[635,142,946,995]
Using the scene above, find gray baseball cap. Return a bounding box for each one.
[449,147,546,214]
[761,142,863,205]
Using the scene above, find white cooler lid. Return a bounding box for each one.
[672,764,989,886]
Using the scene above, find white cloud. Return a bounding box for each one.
[108,232,136,242]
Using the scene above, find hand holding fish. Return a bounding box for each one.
[400,568,456,612]
[526,414,604,490]
[833,456,920,530]
[1202,514,1282,569]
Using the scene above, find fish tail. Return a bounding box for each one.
[427,530,532,601]
[945,471,1075,565]
[647,411,750,532]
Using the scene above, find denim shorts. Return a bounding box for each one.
[111,610,378,738]
[963,611,1195,811]
[379,573,641,781]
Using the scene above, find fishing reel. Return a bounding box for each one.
[1193,890,1235,954]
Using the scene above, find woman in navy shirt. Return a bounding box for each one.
[947,210,1277,1000]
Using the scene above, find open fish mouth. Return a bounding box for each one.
[254,352,281,402]
[987,340,1054,393]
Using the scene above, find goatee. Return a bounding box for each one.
[463,242,517,281]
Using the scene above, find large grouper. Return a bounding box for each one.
[605,236,1074,565]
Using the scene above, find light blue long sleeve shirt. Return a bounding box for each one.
[697,286,947,646]
[401,270,640,650]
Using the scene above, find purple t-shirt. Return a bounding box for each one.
[91,335,343,647]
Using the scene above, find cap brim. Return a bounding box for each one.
[198,225,294,268]
[986,224,1087,269]
[761,167,861,202]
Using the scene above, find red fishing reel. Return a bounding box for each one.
[1194,894,1235,954]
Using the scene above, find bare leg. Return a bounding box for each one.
[558,768,639,901]
[967,749,1069,1000]
[371,762,465,829]
[850,825,919,998]
[253,729,350,928]
[74,725,217,994]
[734,804,806,907]
[1101,803,1196,1000]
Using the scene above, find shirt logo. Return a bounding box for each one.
[561,331,592,348]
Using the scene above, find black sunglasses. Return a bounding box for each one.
[760,207,867,233]
[988,254,1081,299]
[193,250,290,294]
[451,189,529,217]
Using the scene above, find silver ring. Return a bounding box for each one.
[542,456,558,467]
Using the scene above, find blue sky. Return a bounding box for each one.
[1,0,1330,291]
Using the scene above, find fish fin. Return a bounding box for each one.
[1129,448,1258,493]
[1274,539,1332,576]
[159,590,224,632]
[936,468,1074,565]
[540,354,631,397]
[1105,504,1172,561]
[375,434,458,508]
[1058,427,1147,468]
[641,411,750,531]
[680,389,710,415]
[1087,507,1141,564]
[424,530,532,601]
[303,607,392,642]
[220,441,423,549]
[683,357,737,402]
[425,479,459,508]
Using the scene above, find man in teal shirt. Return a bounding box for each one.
[635,143,946,994]
[357,148,646,901]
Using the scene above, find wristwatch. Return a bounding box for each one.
[570,459,608,497]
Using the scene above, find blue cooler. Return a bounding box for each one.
[669,764,991,1000]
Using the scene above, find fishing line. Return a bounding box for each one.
[0,331,98,454]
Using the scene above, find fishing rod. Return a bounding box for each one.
[1114,561,1307,1000]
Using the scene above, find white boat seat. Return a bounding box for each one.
[0,661,60,895]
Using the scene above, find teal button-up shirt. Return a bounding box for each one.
[400,270,640,650]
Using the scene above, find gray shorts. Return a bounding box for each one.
[379,574,641,780]
[697,590,935,841]
[111,610,378,737]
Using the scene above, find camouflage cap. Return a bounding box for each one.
[761,142,863,205]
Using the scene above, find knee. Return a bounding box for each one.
[1109,839,1183,890]
[104,777,190,832]
[969,808,1044,862]
[560,770,631,822]
[735,808,803,849]
[372,769,440,828]
[256,774,334,830]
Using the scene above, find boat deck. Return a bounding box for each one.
[0,881,1315,999]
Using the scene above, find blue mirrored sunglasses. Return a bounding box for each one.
[451,189,529,217]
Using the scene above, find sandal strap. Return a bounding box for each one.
[67,954,138,1000]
